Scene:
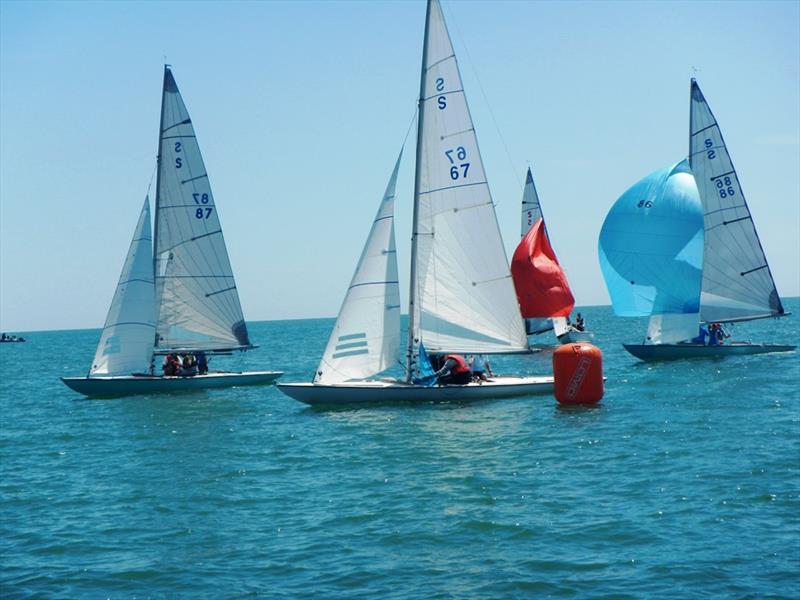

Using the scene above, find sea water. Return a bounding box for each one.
[1,300,798,598]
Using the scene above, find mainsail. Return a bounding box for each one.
[153,66,251,352]
[689,79,785,323]
[315,153,403,384]
[520,167,543,237]
[90,197,156,376]
[598,160,704,343]
[408,0,528,367]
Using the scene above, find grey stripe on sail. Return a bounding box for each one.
[205,286,236,298]
[161,135,197,140]
[420,180,487,196]
[162,118,191,133]
[181,174,208,185]
[440,127,474,141]
[119,278,154,285]
[338,333,366,341]
[423,88,464,102]
[741,265,768,276]
[332,348,370,359]
[349,280,399,290]
[710,170,736,181]
[691,123,718,136]
[103,321,156,330]
[426,54,455,70]
[335,341,368,351]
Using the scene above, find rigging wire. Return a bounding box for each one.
[442,0,524,196]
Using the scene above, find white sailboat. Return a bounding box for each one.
[601,79,794,361]
[277,0,553,406]
[512,167,590,345]
[63,67,282,396]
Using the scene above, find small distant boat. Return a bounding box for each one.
[0,334,25,343]
[511,168,590,345]
[599,79,794,361]
[277,0,552,406]
[63,67,281,397]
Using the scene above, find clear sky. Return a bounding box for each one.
[1,0,798,332]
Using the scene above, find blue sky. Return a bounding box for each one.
[1,0,798,332]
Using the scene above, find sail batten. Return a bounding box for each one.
[153,66,251,352]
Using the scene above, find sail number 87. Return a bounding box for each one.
[195,207,212,219]
[445,146,470,180]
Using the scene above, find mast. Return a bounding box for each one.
[406,0,433,381]
[152,65,168,302]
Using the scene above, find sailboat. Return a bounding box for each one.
[62,67,282,396]
[511,167,589,345]
[599,79,795,361]
[277,0,553,406]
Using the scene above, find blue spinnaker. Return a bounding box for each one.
[413,343,438,387]
[598,160,704,317]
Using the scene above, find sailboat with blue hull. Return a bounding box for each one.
[62,67,282,397]
[600,80,794,361]
[277,0,553,406]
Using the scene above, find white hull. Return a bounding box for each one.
[556,330,593,344]
[62,371,283,398]
[277,375,554,406]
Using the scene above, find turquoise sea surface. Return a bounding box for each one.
[2,301,799,598]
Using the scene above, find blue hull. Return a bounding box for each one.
[623,343,796,362]
[62,371,283,398]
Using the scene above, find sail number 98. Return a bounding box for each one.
[716,176,735,199]
[445,146,470,180]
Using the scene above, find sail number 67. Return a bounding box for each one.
[445,146,470,180]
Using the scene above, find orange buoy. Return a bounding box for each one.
[553,343,604,404]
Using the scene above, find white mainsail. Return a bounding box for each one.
[408,0,528,364]
[689,79,785,323]
[315,153,403,384]
[153,66,251,352]
[90,197,156,376]
[520,167,543,238]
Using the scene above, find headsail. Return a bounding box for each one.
[314,153,403,384]
[153,66,251,352]
[511,218,575,319]
[408,0,528,366]
[689,79,785,323]
[90,197,156,376]
[598,160,704,342]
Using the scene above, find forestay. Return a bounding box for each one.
[153,67,251,352]
[315,154,403,384]
[598,160,704,342]
[410,0,528,356]
[689,79,785,323]
[90,198,156,376]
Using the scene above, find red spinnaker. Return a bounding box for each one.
[511,218,575,318]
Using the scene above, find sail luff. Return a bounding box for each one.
[406,0,434,381]
[689,79,785,323]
